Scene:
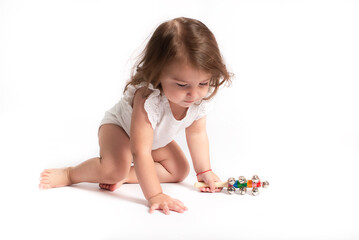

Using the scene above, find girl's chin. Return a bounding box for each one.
[182,101,193,107]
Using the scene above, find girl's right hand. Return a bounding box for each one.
[148,193,188,215]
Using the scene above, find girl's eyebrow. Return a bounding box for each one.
[201,78,211,82]
[172,77,211,83]
[172,77,187,83]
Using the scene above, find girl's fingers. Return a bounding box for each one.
[200,187,212,192]
[172,198,186,208]
[173,198,185,206]
[162,204,170,215]
[200,187,222,192]
[173,200,187,212]
[209,182,216,193]
[172,203,185,213]
[149,197,187,214]
[152,202,187,214]
[149,203,159,214]
[166,202,186,213]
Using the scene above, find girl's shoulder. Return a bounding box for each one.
[127,83,163,129]
[132,86,154,103]
[124,83,162,106]
[193,98,212,121]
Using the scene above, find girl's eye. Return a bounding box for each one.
[200,82,209,86]
[176,83,187,87]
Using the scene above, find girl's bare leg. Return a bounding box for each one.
[39,125,190,191]
[39,124,133,189]
[99,140,190,191]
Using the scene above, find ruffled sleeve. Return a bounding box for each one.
[195,99,212,121]
[123,82,162,129]
[143,84,162,129]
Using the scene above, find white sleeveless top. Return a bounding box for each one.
[100,83,210,150]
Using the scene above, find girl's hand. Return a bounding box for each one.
[197,170,223,193]
[148,193,188,215]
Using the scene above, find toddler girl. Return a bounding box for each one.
[39,17,232,215]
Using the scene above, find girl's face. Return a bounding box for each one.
[159,60,211,109]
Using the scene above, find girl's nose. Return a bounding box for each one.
[187,88,197,99]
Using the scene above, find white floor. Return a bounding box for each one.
[1,1,359,239]
[3,159,359,240]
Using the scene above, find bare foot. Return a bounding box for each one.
[39,167,72,189]
[99,179,126,192]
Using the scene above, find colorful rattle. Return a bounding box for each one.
[194,175,269,195]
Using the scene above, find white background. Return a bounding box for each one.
[1,0,358,239]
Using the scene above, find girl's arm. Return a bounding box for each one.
[185,117,222,192]
[131,88,186,214]
[130,88,162,200]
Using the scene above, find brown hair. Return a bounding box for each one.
[125,17,232,100]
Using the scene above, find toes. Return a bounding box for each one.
[41,179,50,184]
[99,183,119,192]
[40,170,51,181]
[109,184,118,192]
[41,170,50,176]
[99,183,111,190]
[40,172,49,178]
[39,174,49,183]
[39,183,50,189]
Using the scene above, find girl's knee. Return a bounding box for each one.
[105,171,127,183]
[174,159,190,182]
[100,157,130,183]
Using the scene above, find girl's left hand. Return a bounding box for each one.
[197,170,223,193]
